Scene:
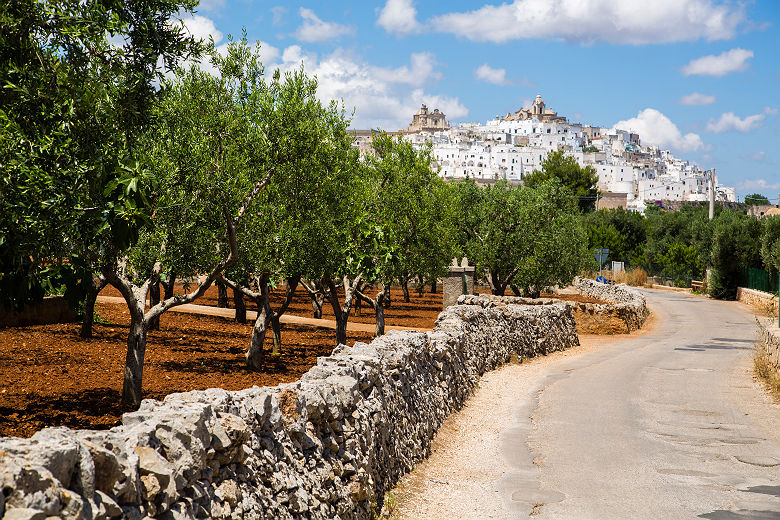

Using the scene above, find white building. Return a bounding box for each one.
[389,94,736,204]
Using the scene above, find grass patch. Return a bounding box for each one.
[753,339,780,402]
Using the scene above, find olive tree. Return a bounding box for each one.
[0,0,202,327]
[217,82,357,368]
[455,178,589,297]
[365,133,456,302]
[103,41,296,409]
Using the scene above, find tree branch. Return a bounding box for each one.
[236,167,276,226]
[146,216,239,320]
[217,272,259,300]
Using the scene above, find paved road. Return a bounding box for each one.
[501,289,780,519]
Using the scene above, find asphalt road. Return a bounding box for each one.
[501,289,780,519]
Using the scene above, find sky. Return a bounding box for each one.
[182,0,780,201]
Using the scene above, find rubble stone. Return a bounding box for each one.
[0,300,578,519]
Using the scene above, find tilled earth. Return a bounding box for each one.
[0,287,442,438]
[0,285,607,438]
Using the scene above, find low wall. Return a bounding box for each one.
[737,287,779,316]
[0,301,579,520]
[0,296,77,327]
[756,320,780,371]
[571,277,649,333]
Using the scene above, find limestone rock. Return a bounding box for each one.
[2,508,47,520]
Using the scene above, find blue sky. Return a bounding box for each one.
[185,1,780,200]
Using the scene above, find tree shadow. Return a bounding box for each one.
[0,388,123,434]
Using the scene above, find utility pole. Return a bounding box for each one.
[708,169,715,220]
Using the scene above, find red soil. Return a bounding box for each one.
[0,286,443,438]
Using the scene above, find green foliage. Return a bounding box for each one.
[0,0,203,307]
[455,178,589,296]
[364,134,456,287]
[657,242,700,287]
[582,208,647,266]
[128,39,336,286]
[524,150,599,211]
[582,145,600,153]
[643,204,711,279]
[745,193,771,206]
[760,216,780,274]
[708,212,763,299]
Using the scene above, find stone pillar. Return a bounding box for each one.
[443,258,475,309]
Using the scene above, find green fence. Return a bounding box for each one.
[741,267,779,294]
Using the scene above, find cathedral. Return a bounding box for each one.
[501,94,567,123]
[403,104,450,134]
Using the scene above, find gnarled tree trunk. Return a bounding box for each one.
[302,279,324,318]
[217,281,229,308]
[148,282,161,331]
[322,275,361,346]
[401,278,410,302]
[233,287,246,324]
[80,275,107,338]
[431,279,438,294]
[270,315,282,355]
[357,284,388,338]
[162,272,176,300]
[268,276,300,356]
[246,295,270,369]
[122,312,148,409]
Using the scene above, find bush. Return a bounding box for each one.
[613,268,648,286]
[708,212,762,299]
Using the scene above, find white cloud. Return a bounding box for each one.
[430,0,745,45]
[271,6,287,26]
[613,108,705,153]
[267,48,467,130]
[294,8,355,43]
[738,179,780,192]
[705,111,765,133]
[679,92,716,106]
[475,64,508,85]
[765,106,779,116]
[681,48,753,76]
[178,14,224,45]
[749,151,767,162]
[377,0,422,35]
[372,52,440,87]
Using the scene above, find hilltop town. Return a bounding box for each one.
[355,95,737,212]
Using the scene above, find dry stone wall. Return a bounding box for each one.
[737,287,778,316]
[0,301,578,520]
[757,319,780,371]
[568,278,649,333]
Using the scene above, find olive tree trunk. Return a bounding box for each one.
[357,284,388,338]
[122,311,148,409]
[217,281,229,308]
[322,275,362,346]
[148,281,161,331]
[401,278,410,302]
[233,287,247,324]
[162,272,176,300]
[301,279,324,319]
[80,275,107,338]
[246,296,270,369]
[269,276,299,355]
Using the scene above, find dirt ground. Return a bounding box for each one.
[0,287,442,438]
[100,283,443,330]
[0,285,610,439]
